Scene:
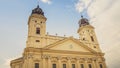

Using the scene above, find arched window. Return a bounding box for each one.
[36,27,40,34]
[100,64,103,68]
[35,63,39,68]
[83,38,85,40]
[63,64,66,68]
[88,64,92,68]
[80,64,84,68]
[53,64,56,68]
[72,64,75,68]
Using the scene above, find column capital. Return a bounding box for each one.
[102,57,105,61]
[41,55,46,59]
[84,57,88,61]
[75,56,80,60]
[42,55,51,59]
[67,56,72,60]
[57,56,62,60]
[27,54,33,59]
[92,57,98,61]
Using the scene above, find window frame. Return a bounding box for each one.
[35,63,39,68]
[72,64,75,68]
[88,64,92,68]
[63,64,66,68]
[91,36,94,42]
[80,64,84,68]
[52,64,56,68]
[36,27,40,34]
[100,64,103,68]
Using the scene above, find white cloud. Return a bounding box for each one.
[75,0,92,13]
[75,0,120,68]
[40,0,52,4]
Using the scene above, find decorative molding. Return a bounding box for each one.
[67,56,72,60]
[57,56,62,60]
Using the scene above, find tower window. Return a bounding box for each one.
[72,64,75,68]
[36,28,40,34]
[35,63,39,68]
[36,40,40,42]
[100,64,103,68]
[83,38,85,40]
[35,20,37,23]
[80,64,84,68]
[94,46,96,48]
[91,36,94,42]
[88,64,92,68]
[63,64,66,68]
[53,64,56,68]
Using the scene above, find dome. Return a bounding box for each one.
[79,16,89,27]
[32,5,44,16]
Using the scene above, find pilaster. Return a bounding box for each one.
[67,57,71,68]
[84,59,88,68]
[48,56,51,68]
[57,56,62,68]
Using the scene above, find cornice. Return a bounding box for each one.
[23,47,104,56]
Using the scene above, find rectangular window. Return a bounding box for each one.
[35,63,39,68]
[53,64,56,68]
[100,64,103,68]
[88,64,92,68]
[36,40,40,42]
[80,64,84,68]
[91,36,94,42]
[63,64,66,68]
[72,64,75,68]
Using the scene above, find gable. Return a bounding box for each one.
[48,39,90,52]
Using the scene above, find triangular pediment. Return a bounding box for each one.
[44,37,96,53]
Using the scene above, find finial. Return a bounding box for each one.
[37,0,40,7]
[81,15,83,18]
[37,5,39,8]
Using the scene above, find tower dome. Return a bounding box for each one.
[32,5,44,16]
[78,16,89,27]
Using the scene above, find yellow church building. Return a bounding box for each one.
[10,5,107,68]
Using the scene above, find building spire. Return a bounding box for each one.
[37,0,40,7]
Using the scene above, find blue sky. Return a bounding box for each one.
[0,0,120,68]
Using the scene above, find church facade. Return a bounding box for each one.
[10,5,107,68]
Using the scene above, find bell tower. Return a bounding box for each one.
[26,5,47,48]
[77,16,101,52]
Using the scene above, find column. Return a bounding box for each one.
[92,60,96,68]
[43,58,46,68]
[84,58,88,68]
[58,57,62,68]
[27,56,33,68]
[48,57,51,68]
[23,59,27,68]
[95,59,99,68]
[67,57,71,68]
[76,58,80,68]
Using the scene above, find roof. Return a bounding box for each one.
[79,16,89,27]
[32,5,44,16]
